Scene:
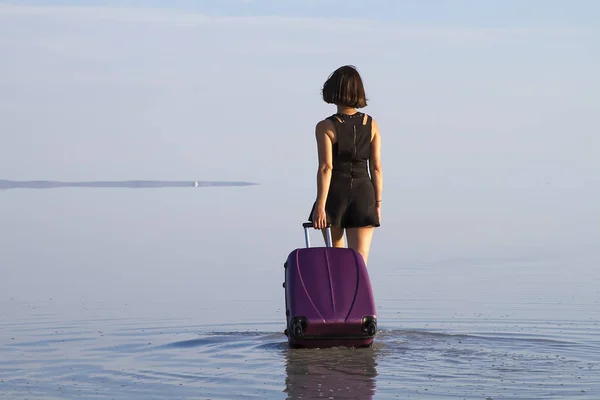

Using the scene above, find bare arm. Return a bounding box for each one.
[315,120,334,209]
[369,119,383,203]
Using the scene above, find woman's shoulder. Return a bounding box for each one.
[361,112,378,122]
[315,116,336,130]
[364,113,380,132]
[315,118,336,140]
[361,113,380,141]
[355,112,380,135]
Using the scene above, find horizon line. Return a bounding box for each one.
[0,179,260,190]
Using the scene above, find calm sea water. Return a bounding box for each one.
[1,185,599,399]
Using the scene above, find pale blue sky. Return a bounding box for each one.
[1,1,598,232]
[1,1,598,184]
[0,0,598,306]
[3,0,600,26]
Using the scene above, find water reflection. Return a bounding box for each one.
[283,346,379,400]
[0,179,259,189]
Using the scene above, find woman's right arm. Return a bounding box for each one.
[314,120,334,211]
[369,119,383,206]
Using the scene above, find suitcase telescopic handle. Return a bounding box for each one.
[302,222,333,248]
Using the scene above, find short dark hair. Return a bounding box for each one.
[321,65,368,108]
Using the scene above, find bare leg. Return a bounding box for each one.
[322,226,345,248]
[346,226,375,265]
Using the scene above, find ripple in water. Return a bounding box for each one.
[1,312,598,399]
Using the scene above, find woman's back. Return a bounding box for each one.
[327,112,373,180]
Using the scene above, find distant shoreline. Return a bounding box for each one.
[0,180,260,190]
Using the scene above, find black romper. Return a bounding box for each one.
[308,112,380,229]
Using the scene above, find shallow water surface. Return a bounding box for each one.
[1,299,599,399]
[1,188,599,399]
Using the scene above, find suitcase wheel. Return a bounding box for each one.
[289,316,307,338]
[282,281,286,288]
[361,316,377,337]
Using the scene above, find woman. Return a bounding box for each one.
[308,65,383,266]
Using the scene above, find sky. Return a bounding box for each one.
[2,0,600,26]
[0,0,598,306]
[1,0,598,183]
[0,1,598,227]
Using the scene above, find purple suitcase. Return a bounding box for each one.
[283,222,377,349]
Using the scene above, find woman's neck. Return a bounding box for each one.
[336,105,358,115]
